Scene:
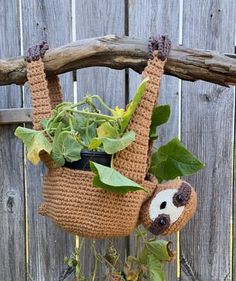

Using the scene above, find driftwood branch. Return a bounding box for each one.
[0,35,236,87]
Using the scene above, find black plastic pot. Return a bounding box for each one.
[64,151,112,171]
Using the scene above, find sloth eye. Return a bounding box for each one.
[173,182,191,207]
[158,217,167,226]
[160,201,167,209]
[176,194,184,204]
[149,214,171,235]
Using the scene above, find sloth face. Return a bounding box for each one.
[149,189,185,234]
[140,180,197,236]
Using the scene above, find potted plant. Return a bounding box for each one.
[15,76,204,190]
[15,79,147,171]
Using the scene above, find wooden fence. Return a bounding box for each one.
[0,0,235,280]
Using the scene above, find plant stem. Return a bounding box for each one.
[43,129,54,141]
[47,101,85,131]
[111,154,114,168]
[91,240,98,281]
[85,97,100,113]
[134,233,139,257]
[44,97,117,137]
[69,118,74,132]
[70,100,88,109]
[75,237,85,280]
[68,109,117,121]
[90,95,114,112]
[77,138,88,148]
[85,119,89,142]
[136,237,141,258]
[46,109,66,131]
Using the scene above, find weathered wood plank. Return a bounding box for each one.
[76,0,127,279]
[181,1,235,280]
[0,0,26,280]
[233,24,236,281]
[21,0,75,280]
[1,37,236,87]
[0,108,32,124]
[129,0,180,279]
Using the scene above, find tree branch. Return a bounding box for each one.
[0,35,236,87]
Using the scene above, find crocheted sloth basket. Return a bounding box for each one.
[25,37,197,239]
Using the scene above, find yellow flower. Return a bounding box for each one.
[111,106,125,118]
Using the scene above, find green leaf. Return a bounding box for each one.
[72,115,88,131]
[72,115,97,145]
[64,256,69,265]
[147,256,165,281]
[150,105,171,140]
[139,240,175,281]
[151,105,171,127]
[139,240,175,264]
[83,122,97,145]
[54,121,66,138]
[52,131,83,167]
[101,130,135,154]
[121,78,148,132]
[40,118,49,129]
[97,122,119,138]
[15,127,52,165]
[88,138,102,150]
[90,162,145,194]
[51,123,67,166]
[47,118,69,136]
[150,137,204,182]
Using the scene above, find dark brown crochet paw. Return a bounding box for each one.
[148,35,171,60]
[25,41,49,62]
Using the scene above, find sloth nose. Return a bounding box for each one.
[173,182,192,207]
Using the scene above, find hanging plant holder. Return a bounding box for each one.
[19,36,197,239]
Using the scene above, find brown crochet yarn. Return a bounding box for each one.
[39,168,156,238]
[140,179,197,236]
[113,57,166,183]
[26,38,197,238]
[27,60,52,130]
